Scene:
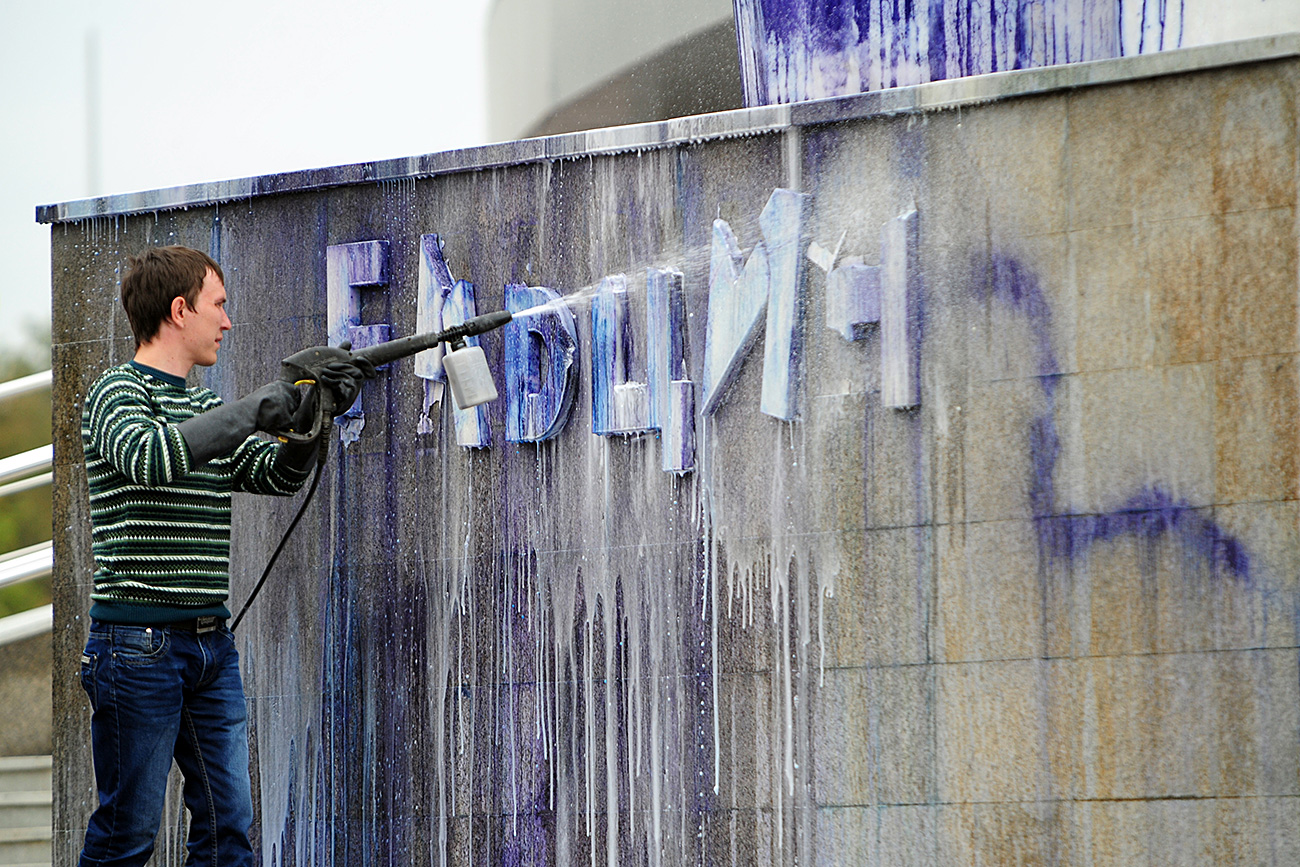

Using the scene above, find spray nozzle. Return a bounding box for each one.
[348,309,514,370]
[438,310,514,346]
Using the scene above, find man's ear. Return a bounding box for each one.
[168,295,189,328]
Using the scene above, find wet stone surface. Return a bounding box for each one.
[48,50,1300,867]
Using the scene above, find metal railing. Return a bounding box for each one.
[0,445,53,498]
[0,369,51,401]
[0,542,53,590]
[0,370,53,643]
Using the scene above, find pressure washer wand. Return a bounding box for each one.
[233,308,514,631]
[351,309,514,369]
[276,309,514,444]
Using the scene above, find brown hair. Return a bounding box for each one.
[121,246,224,347]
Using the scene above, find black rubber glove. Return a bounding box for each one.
[318,357,377,416]
[276,385,321,473]
[177,381,301,465]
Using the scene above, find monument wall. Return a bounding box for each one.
[44,37,1300,866]
[733,0,1300,105]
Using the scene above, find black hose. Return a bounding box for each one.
[230,456,325,631]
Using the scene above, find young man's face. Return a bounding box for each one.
[181,269,231,368]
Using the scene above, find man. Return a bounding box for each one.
[77,245,371,866]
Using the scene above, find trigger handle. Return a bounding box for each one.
[274,379,327,444]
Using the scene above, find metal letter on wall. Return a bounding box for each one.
[759,188,809,420]
[702,188,808,419]
[415,234,492,447]
[881,210,920,408]
[592,274,651,435]
[327,240,390,445]
[701,217,769,415]
[504,284,579,443]
[813,209,921,408]
[646,268,695,472]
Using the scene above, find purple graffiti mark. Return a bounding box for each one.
[415,233,455,384]
[443,281,495,448]
[974,255,1061,516]
[759,188,810,420]
[505,284,579,443]
[1040,487,1250,581]
[734,0,1186,105]
[592,274,652,435]
[977,256,1061,377]
[977,254,1249,583]
[646,268,686,429]
[647,267,697,472]
[702,188,809,419]
[662,382,696,474]
[327,240,389,346]
[927,0,948,79]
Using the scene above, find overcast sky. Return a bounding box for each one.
[0,0,491,362]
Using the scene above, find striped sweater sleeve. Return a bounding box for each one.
[83,370,193,486]
[227,437,311,495]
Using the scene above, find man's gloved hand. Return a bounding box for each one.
[276,385,321,472]
[177,381,302,465]
[244,381,304,430]
[318,358,377,416]
[289,384,318,434]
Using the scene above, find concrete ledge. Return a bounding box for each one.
[35,33,1300,225]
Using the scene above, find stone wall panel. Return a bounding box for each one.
[46,48,1300,867]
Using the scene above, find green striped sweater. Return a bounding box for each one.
[81,361,309,623]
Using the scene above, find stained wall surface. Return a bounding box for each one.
[46,40,1300,866]
[734,0,1300,105]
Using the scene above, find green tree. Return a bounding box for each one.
[0,320,53,617]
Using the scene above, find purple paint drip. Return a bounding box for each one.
[927,0,948,79]
[497,551,550,866]
[736,0,1186,105]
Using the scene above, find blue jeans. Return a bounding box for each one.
[78,621,255,867]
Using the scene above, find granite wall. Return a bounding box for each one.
[46,42,1299,867]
